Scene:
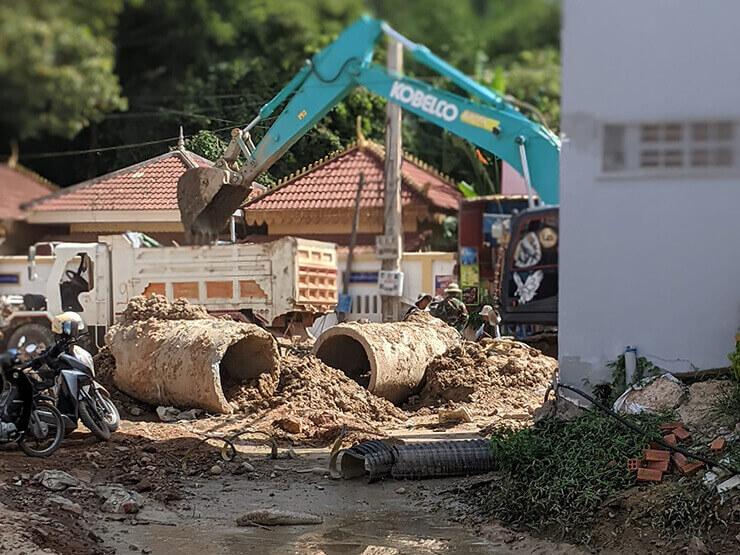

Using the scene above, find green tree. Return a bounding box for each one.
[0,1,126,144]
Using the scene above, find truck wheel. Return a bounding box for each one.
[6,323,54,356]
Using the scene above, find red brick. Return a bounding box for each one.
[627,458,641,472]
[673,426,691,441]
[659,421,682,431]
[643,449,670,462]
[679,461,705,476]
[637,468,663,482]
[646,460,670,472]
[672,452,688,468]
[710,437,726,452]
[663,433,677,446]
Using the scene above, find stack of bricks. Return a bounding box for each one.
[627,421,707,482]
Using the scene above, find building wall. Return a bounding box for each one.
[337,250,456,322]
[560,0,740,385]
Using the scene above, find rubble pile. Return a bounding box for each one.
[410,338,557,425]
[119,294,213,323]
[228,351,407,443]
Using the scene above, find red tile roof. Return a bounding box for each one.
[0,164,57,220]
[27,149,211,213]
[244,141,460,213]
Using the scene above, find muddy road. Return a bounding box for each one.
[0,418,577,555]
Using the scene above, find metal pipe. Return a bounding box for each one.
[517,137,536,209]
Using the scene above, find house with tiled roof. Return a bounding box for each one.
[24,141,211,244]
[242,138,461,250]
[0,159,59,254]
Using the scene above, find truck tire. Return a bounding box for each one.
[5,323,54,355]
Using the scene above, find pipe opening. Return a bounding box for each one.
[220,335,278,390]
[315,335,372,388]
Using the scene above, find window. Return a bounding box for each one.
[602,120,736,173]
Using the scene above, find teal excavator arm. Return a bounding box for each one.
[177,16,560,243]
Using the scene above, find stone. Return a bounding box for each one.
[209,464,223,476]
[96,485,144,514]
[46,496,83,515]
[236,509,323,526]
[128,406,145,417]
[395,487,407,494]
[438,406,473,424]
[276,416,302,434]
[156,406,180,422]
[34,470,80,491]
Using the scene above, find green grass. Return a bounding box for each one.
[479,412,667,540]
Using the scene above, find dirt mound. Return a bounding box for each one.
[119,294,212,324]
[408,338,557,426]
[226,351,406,443]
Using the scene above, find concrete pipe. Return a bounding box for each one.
[313,312,459,403]
[107,319,279,414]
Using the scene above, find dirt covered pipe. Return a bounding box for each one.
[313,312,459,403]
[106,296,279,414]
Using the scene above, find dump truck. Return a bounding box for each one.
[0,233,337,352]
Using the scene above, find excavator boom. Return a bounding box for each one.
[177,16,560,243]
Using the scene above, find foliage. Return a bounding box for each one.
[648,482,726,540]
[728,341,740,381]
[0,0,126,143]
[600,354,664,404]
[4,0,562,195]
[482,412,666,542]
[185,130,227,162]
[712,381,740,422]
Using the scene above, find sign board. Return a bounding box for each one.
[378,270,404,296]
[337,293,353,313]
[349,272,378,283]
[459,246,480,288]
[434,275,456,297]
[375,235,401,260]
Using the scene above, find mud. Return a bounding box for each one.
[677,380,735,438]
[225,350,406,444]
[408,338,557,428]
[107,295,279,414]
[314,311,459,403]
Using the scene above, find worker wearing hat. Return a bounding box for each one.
[403,292,433,320]
[475,305,501,341]
[430,282,468,332]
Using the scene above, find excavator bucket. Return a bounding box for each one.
[177,166,249,244]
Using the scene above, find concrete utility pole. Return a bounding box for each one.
[381,38,403,322]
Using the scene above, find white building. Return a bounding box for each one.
[559,0,740,386]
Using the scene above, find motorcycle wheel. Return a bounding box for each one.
[18,402,65,458]
[98,390,120,432]
[79,397,111,441]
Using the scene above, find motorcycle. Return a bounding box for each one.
[26,312,120,441]
[0,346,65,457]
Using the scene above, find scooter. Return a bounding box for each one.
[39,335,120,441]
[0,347,65,457]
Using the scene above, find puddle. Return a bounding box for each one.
[126,511,496,554]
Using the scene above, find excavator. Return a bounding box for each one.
[176,15,560,244]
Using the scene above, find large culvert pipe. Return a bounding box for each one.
[313,312,459,403]
[107,319,278,414]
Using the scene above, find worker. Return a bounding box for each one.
[475,305,501,341]
[404,292,433,320]
[430,283,468,332]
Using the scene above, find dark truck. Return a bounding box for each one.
[458,196,558,355]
